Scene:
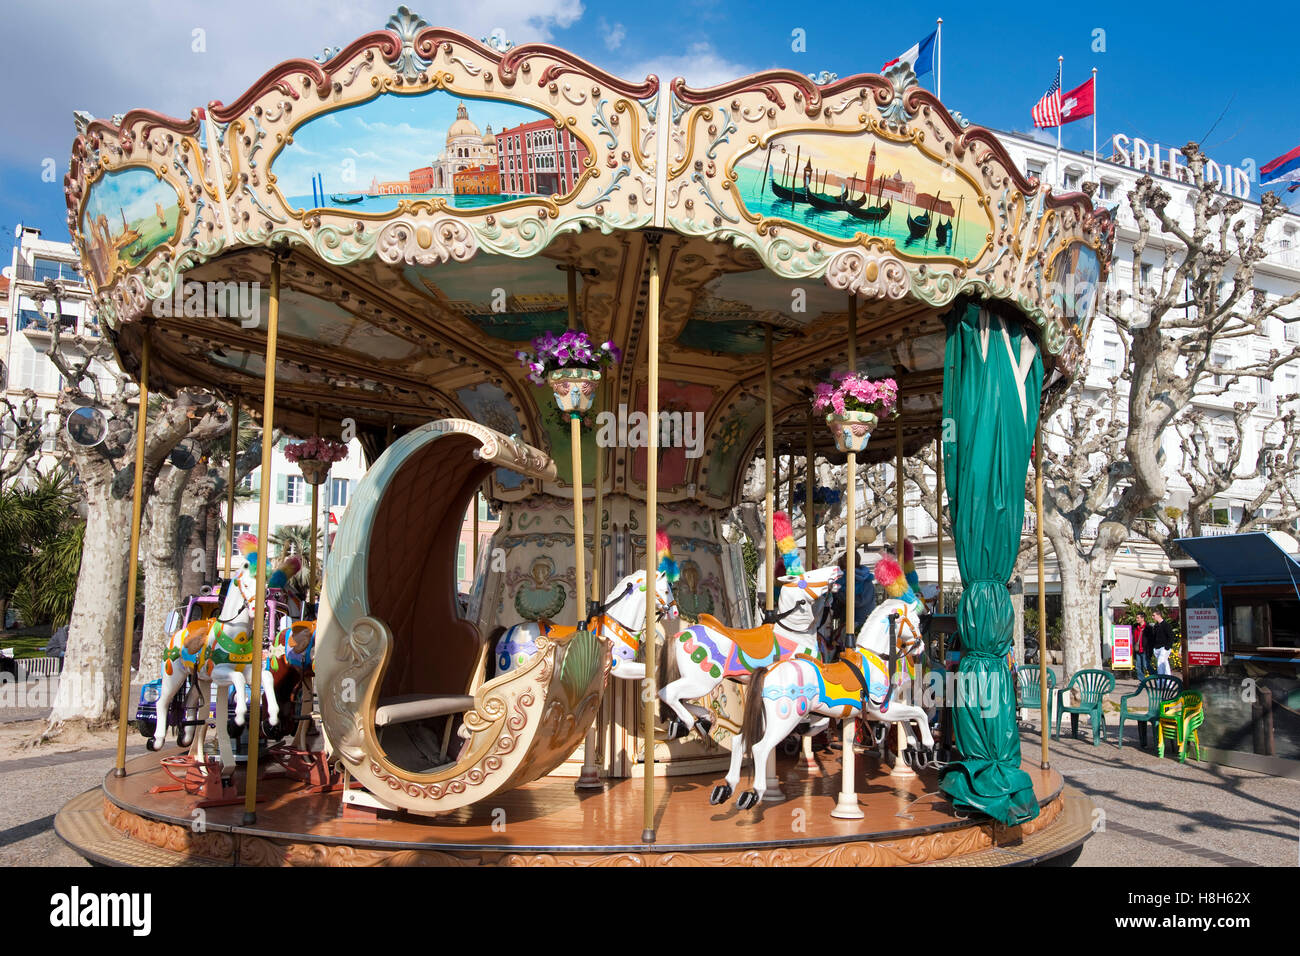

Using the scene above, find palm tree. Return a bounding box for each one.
[269,522,323,592]
[1,470,83,627]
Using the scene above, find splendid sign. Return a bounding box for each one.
[1110,134,1251,199]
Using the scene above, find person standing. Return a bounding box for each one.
[1148,608,1175,676]
[1132,612,1148,680]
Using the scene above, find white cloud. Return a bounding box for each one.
[0,0,586,167]
[598,17,626,51]
[616,41,755,89]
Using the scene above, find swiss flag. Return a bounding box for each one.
[1059,77,1095,125]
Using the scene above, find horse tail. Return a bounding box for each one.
[741,666,769,770]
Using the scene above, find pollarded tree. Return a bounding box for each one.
[0,387,57,483]
[32,279,231,736]
[1137,400,1300,561]
[1036,143,1300,678]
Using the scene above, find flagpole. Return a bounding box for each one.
[1056,55,1063,188]
[1091,67,1098,185]
[935,18,942,100]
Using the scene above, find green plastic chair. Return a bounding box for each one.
[1016,665,1056,731]
[1157,691,1204,763]
[1054,668,1115,746]
[1118,674,1183,750]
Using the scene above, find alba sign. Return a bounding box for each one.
[1111,134,1251,199]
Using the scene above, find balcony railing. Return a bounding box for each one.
[12,261,86,285]
[16,310,77,334]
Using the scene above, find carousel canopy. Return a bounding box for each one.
[64,5,1113,508]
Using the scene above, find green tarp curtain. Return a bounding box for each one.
[938,301,1044,826]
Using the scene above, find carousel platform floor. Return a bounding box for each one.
[56,749,1093,866]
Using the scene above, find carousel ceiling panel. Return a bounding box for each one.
[64,6,1118,503]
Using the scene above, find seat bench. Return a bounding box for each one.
[374,694,476,727]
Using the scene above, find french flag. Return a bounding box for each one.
[1261,144,1300,192]
[882,30,937,78]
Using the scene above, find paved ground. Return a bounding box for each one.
[1,673,1296,866]
[1019,671,1300,867]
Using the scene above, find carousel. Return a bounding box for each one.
[53,7,1113,866]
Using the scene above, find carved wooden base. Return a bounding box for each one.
[63,750,1089,868]
[94,791,1067,867]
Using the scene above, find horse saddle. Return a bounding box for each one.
[796,653,866,699]
[698,614,776,661]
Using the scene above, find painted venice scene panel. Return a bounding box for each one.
[732,131,989,263]
[272,89,590,214]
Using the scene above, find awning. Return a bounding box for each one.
[1108,569,1179,608]
[1175,532,1300,585]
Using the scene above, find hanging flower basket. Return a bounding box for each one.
[285,435,348,484]
[547,367,602,414]
[812,373,898,454]
[516,330,622,417]
[297,458,331,485]
[826,409,879,453]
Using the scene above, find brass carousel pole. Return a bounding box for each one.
[309,406,321,600]
[243,257,283,824]
[891,415,915,778]
[224,394,240,580]
[761,326,780,800]
[833,298,863,818]
[802,401,819,769]
[1036,415,1049,770]
[113,329,150,778]
[567,266,588,627]
[805,408,816,568]
[764,328,775,615]
[936,437,944,616]
[573,264,601,791]
[642,235,662,842]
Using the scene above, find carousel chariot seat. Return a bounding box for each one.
[373,694,477,728]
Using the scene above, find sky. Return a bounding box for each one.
[1,0,1296,265]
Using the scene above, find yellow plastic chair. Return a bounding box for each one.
[1156,691,1204,763]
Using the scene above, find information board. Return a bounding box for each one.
[1186,607,1222,666]
[1111,625,1133,670]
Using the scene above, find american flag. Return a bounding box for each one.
[1032,73,1061,128]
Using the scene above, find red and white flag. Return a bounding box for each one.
[1059,77,1095,125]
[1031,73,1061,128]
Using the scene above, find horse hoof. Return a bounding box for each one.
[146,738,160,752]
[736,791,759,811]
[665,719,687,740]
[709,784,733,805]
[692,718,713,739]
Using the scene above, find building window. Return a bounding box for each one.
[278,474,305,505]
[1139,263,1153,287]
[1098,180,1115,200]
[230,523,252,551]
[1063,172,1080,190]
[1212,351,1231,387]
[1026,161,1045,181]
[330,477,350,508]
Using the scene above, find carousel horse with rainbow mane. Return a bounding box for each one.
[492,552,680,682]
[658,513,843,741]
[152,533,294,756]
[711,552,932,809]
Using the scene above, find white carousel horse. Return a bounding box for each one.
[263,615,317,750]
[657,563,843,741]
[153,534,291,761]
[493,569,679,681]
[711,556,933,809]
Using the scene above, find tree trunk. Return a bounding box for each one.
[1058,555,1104,684]
[47,478,132,728]
[204,503,221,584]
[140,468,191,683]
[1010,574,1025,664]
